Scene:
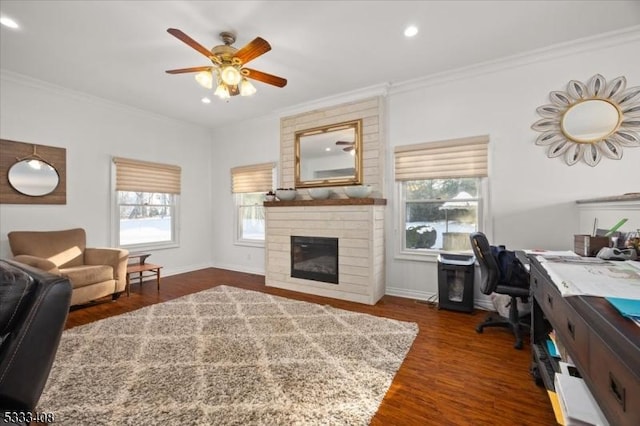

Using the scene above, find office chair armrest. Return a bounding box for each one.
[495,285,530,298]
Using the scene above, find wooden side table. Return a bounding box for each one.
[126,252,162,296]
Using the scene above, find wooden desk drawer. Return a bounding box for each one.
[531,268,562,328]
[558,300,589,374]
[589,333,640,426]
[531,268,589,371]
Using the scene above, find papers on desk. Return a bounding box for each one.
[525,250,578,257]
[537,255,640,299]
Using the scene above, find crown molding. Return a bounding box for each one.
[276,82,390,119]
[389,25,640,95]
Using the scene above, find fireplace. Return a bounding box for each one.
[291,236,338,284]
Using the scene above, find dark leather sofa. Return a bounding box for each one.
[0,259,72,424]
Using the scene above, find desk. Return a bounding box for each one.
[529,256,640,426]
[126,253,162,296]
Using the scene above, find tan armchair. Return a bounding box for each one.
[8,228,129,306]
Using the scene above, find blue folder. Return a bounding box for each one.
[606,297,640,318]
[546,338,559,358]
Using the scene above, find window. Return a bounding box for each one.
[117,191,176,246]
[113,157,181,250]
[236,192,266,242]
[394,135,488,253]
[402,179,481,251]
[231,162,275,245]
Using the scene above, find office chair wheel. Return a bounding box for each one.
[513,339,523,350]
[530,365,543,386]
[476,325,484,333]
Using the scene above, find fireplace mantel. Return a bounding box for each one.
[264,198,386,207]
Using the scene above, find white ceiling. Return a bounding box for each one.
[1,1,640,130]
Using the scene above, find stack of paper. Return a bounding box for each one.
[554,373,609,425]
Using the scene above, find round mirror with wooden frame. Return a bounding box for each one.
[532,74,640,166]
[8,159,60,196]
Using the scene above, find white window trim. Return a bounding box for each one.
[393,178,489,262]
[110,163,181,251]
[232,164,275,248]
[233,193,266,248]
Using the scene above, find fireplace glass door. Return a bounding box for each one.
[291,236,338,284]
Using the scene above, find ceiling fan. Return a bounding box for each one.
[165,28,287,100]
[336,140,355,152]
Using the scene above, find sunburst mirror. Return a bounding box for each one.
[531,74,640,166]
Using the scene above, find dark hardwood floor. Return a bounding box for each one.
[67,268,557,426]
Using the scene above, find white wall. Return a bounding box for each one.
[384,32,640,302]
[0,74,214,274]
[209,114,280,274]
[209,30,640,305]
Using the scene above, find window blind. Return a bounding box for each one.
[113,157,181,194]
[231,162,275,193]
[394,135,489,180]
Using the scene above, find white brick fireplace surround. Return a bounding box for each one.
[265,199,385,305]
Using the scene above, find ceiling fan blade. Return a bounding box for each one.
[343,147,354,152]
[243,68,287,88]
[165,66,213,74]
[167,28,213,59]
[335,141,354,145]
[234,37,271,64]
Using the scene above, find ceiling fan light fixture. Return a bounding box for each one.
[214,82,230,99]
[194,70,213,89]
[166,28,287,101]
[240,78,257,97]
[220,65,242,86]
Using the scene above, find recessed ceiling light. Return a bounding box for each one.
[201,97,211,104]
[0,16,19,29]
[404,25,418,38]
[325,147,331,152]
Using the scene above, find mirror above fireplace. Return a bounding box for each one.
[294,119,363,188]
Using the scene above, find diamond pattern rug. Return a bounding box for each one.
[37,285,418,425]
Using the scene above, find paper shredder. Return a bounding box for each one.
[437,253,475,312]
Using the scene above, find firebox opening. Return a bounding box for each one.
[291,236,338,284]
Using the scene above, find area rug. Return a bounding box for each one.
[37,285,418,425]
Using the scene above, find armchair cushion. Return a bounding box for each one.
[11,255,59,275]
[60,265,114,289]
[84,247,129,282]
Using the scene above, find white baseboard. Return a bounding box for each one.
[385,285,493,311]
[131,262,214,283]
[210,261,265,276]
[141,264,495,312]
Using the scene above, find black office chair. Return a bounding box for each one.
[469,232,530,349]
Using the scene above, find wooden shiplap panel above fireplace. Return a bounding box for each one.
[279,96,385,197]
